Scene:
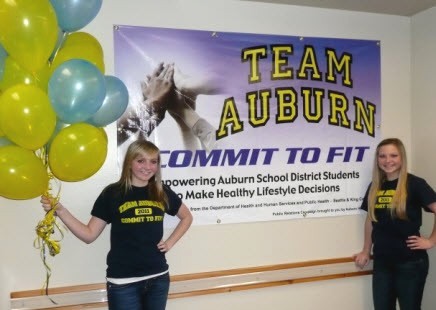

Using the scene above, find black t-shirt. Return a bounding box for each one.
[361,174,435,261]
[91,183,182,278]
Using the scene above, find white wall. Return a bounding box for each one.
[1,0,425,309]
[411,7,436,310]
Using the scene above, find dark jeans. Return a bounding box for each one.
[107,272,170,310]
[372,255,429,310]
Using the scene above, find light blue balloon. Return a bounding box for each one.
[86,76,129,127]
[0,43,7,80]
[49,0,103,32]
[48,59,106,124]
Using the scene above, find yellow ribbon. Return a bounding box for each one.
[34,147,66,300]
[34,193,65,302]
[35,199,63,256]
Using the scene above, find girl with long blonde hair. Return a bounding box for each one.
[41,140,193,310]
[353,138,436,310]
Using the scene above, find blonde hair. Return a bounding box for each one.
[368,138,408,221]
[116,140,168,208]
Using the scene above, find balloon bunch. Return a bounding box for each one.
[0,0,129,291]
[0,0,129,197]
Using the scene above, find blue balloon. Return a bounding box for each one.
[0,43,7,80]
[48,59,106,124]
[86,76,129,127]
[49,0,103,32]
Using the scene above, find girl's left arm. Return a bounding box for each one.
[158,203,193,252]
[407,202,436,250]
[430,202,436,213]
[428,202,436,246]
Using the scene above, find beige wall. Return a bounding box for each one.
[2,0,434,309]
[411,7,436,310]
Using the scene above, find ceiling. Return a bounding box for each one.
[240,0,436,16]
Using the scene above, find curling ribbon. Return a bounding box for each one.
[33,146,65,300]
[34,195,63,257]
[34,192,65,296]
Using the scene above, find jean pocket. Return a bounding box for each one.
[107,281,134,291]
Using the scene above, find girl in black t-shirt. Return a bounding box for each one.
[41,140,193,310]
[353,138,436,310]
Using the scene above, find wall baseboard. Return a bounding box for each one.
[10,257,372,310]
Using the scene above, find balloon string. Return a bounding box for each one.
[34,193,65,304]
[38,240,58,305]
[34,146,65,304]
[48,30,68,65]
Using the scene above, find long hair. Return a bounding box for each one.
[116,140,168,208]
[368,138,408,221]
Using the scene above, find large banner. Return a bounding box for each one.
[114,26,381,225]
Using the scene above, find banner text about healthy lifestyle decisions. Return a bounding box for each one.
[162,168,365,224]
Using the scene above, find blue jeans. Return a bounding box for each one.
[372,255,429,310]
[106,272,170,310]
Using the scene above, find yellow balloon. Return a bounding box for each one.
[98,127,108,144]
[46,120,68,151]
[51,45,105,74]
[50,32,105,74]
[0,57,50,92]
[62,32,104,57]
[0,145,48,200]
[49,123,108,182]
[0,84,56,150]
[0,136,14,147]
[0,0,58,72]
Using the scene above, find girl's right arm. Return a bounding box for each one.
[353,214,372,269]
[41,196,107,244]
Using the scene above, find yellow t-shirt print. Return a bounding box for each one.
[374,189,395,209]
[118,200,165,224]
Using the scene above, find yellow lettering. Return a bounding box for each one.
[302,87,324,122]
[119,201,139,213]
[297,46,321,80]
[247,90,270,127]
[121,216,145,223]
[216,97,244,139]
[354,98,376,137]
[378,197,392,203]
[241,46,267,83]
[135,208,152,215]
[328,91,350,128]
[271,45,293,79]
[385,190,395,196]
[325,48,352,87]
[276,87,297,122]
